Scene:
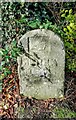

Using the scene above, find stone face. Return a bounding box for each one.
[17,29,65,99]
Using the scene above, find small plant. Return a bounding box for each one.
[51,107,76,118]
[61,9,76,40]
[0,40,23,91]
[27,19,64,37]
[60,9,76,72]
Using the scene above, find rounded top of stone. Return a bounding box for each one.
[18,29,65,51]
[19,29,62,44]
[23,29,55,37]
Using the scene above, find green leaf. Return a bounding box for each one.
[65,42,73,49]
[4,71,7,76]
[40,25,43,29]
[28,20,40,29]
[28,21,37,28]
[0,74,4,80]
[44,23,49,29]
[69,9,72,14]
[11,50,16,57]
[5,45,9,51]
[0,49,4,55]
[0,85,2,92]
[1,61,5,66]
[0,82,2,86]
[19,17,28,23]
[61,13,65,17]
[5,56,10,62]
[3,50,8,55]
[0,66,3,71]
[65,10,68,13]
[4,68,11,76]
[63,28,67,32]
[13,48,20,52]
[11,40,17,47]
[67,26,73,33]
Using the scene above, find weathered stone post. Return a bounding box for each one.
[17,29,65,99]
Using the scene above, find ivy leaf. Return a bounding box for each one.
[1,61,5,66]
[44,23,49,29]
[69,9,72,14]
[28,21,37,28]
[0,66,3,71]
[13,48,20,52]
[11,40,17,47]
[19,17,28,23]
[5,56,10,62]
[11,50,16,57]
[40,25,43,29]
[61,13,65,18]
[4,68,11,76]
[3,50,8,55]
[0,49,4,55]
[28,20,40,29]
[65,42,73,49]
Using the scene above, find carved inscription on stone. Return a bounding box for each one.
[17,29,65,99]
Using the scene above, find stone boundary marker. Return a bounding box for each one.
[17,29,65,100]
